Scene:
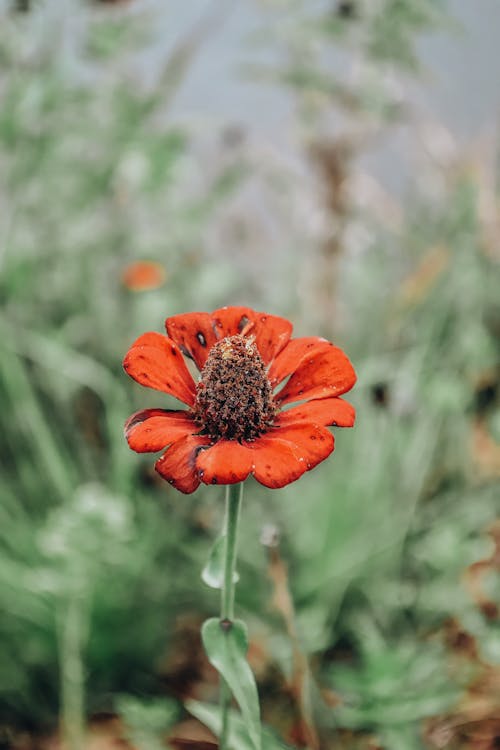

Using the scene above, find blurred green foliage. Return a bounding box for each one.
[0,2,499,749]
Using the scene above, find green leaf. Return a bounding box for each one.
[201,536,239,589]
[186,700,291,750]
[201,618,261,750]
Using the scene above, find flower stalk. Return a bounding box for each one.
[219,482,243,748]
[221,482,243,621]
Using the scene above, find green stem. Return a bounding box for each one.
[219,482,243,749]
[221,483,243,620]
[219,679,231,749]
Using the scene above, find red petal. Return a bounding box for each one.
[210,307,292,364]
[268,337,330,387]
[166,307,293,371]
[123,332,196,406]
[196,440,253,486]
[276,397,355,428]
[125,409,196,453]
[165,312,218,370]
[275,344,356,405]
[264,423,334,471]
[247,436,307,489]
[210,306,254,339]
[246,311,292,364]
[155,434,211,494]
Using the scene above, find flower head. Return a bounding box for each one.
[121,261,166,292]
[123,307,356,493]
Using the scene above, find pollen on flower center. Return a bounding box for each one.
[194,334,275,441]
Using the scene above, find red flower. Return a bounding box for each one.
[121,261,166,291]
[123,307,356,494]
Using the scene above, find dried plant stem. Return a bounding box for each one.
[219,482,243,749]
[268,544,320,750]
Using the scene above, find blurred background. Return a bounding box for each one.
[1,1,500,748]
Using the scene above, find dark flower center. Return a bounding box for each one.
[194,334,275,441]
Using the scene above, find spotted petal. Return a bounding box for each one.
[274,343,356,405]
[210,307,292,364]
[125,409,196,453]
[196,440,253,486]
[268,337,330,387]
[210,306,254,339]
[263,423,335,471]
[123,332,196,406]
[155,434,211,494]
[277,397,355,428]
[246,310,292,364]
[165,312,218,369]
[247,436,307,489]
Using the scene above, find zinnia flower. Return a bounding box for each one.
[123,307,356,493]
[121,260,166,292]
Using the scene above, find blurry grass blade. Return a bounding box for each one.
[58,588,88,750]
[0,340,75,500]
[117,694,178,750]
[1,324,122,399]
[0,323,134,493]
